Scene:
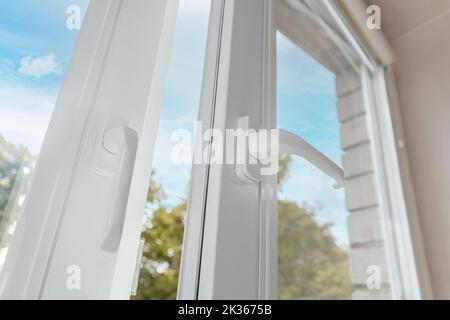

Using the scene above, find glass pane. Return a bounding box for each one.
[132,0,211,300]
[277,32,352,299]
[276,0,392,300]
[0,0,89,271]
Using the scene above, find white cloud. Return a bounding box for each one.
[18,53,62,78]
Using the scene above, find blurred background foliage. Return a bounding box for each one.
[0,135,34,260]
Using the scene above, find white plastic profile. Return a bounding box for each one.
[235,116,345,189]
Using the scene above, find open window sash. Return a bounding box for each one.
[0,0,179,300]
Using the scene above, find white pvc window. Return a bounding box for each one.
[0,0,423,301]
[179,0,423,300]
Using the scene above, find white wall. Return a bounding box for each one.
[392,11,450,299]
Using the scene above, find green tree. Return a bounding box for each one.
[278,200,352,299]
[278,155,352,299]
[135,156,352,300]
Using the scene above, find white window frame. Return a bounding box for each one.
[179,0,427,300]
[179,0,275,300]
[177,0,227,299]
[362,66,423,299]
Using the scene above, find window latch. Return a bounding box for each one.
[235,116,345,189]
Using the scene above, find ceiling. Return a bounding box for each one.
[366,0,450,42]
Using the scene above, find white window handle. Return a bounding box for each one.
[101,126,138,252]
[235,116,345,189]
[93,117,139,253]
[275,129,344,189]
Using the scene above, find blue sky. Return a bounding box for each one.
[0,0,89,153]
[151,0,211,204]
[0,0,348,247]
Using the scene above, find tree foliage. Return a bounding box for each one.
[134,155,352,300]
[277,155,352,300]
[278,200,352,299]
[133,174,185,300]
[135,203,185,300]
